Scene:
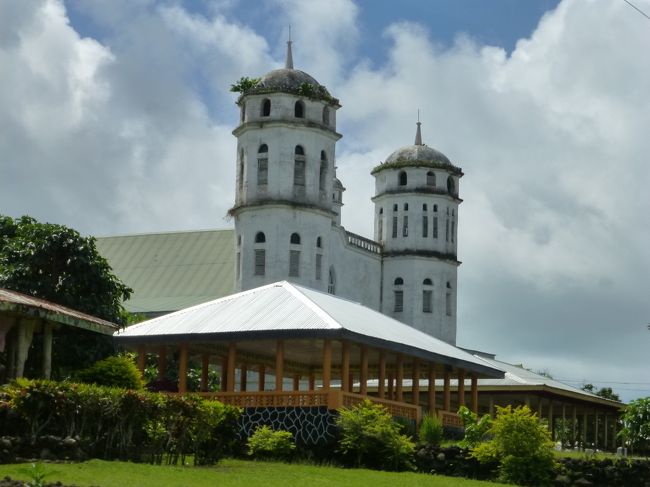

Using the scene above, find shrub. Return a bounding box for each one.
[619,396,650,454]
[458,405,492,449]
[247,426,296,461]
[75,354,144,390]
[471,405,555,486]
[336,399,415,471]
[419,413,444,446]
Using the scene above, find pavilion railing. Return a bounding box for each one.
[438,410,462,428]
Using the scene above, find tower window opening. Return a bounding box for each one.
[295,100,305,118]
[257,159,268,186]
[319,152,327,191]
[423,290,433,313]
[379,207,383,214]
[294,146,306,187]
[398,171,407,186]
[402,216,408,237]
[254,249,265,276]
[446,218,450,242]
[290,233,301,245]
[236,252,241,280]
[433,204,438,212]
[403,203,408,211]
[240,103,246,123]
[393,204,398,211]
[451,221,455,243]
[289,250,300,277]
[238,148,244,195]
[423,204,427,211]
[261,99,271,117]
[237,235,241,246]
[422,215,428,238]
[378,218,383,241]
[258,144,268,153]
[316,254,322,280]
[447,176,455,196]
[295,145,305,156]
[423,278,432,285]
[255,231,266,243]
[394,277,404,285]
[328,267,336,294]
[322,106,329,125]
[316,236,322,248]
[427,171,436,186]
[433,216,438,238]
[394,291,404,313]
[446,282,452,316]
[392,216,398,238]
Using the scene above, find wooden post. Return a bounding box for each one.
[158,345,167,380]
[582,412,587,447]
[428,362,436,414]
[258,365,266,391]
[201,353,210,392]
[293,373,300,391]
[378,351,386,399]
[42,322,53,380]
[220,356,228,391]
[471,373,478,413]
[612,414,617,449]
[322,340,332,390]
[308,370,315,391]
[604,414,609,451]
[226,342,237,392]
[396,354,404,402]
[240,364,248,392]
[341,341,350,393]
[178,344,188,394]
[360,346,368,396]
[548,400,554,438]
[572,405,577,447]
[412,361,420,406]
[594,412,599,449]
[457,368,465,407]
[137,344,146,376]
[387,371,394,400]
[443,370,451,411]
[275,340,284,392]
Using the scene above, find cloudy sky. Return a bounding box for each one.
[1,0,649,401]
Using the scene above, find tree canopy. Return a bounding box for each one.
[619,397,650,453]
[0,215,132,324]
[581,383,621,402]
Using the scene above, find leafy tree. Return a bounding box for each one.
[619,397,650,454]
[458,405,492,449]
[75,354,144,390]
[229,76,261,93]
[582,383,621,401]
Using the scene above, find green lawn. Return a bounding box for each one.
[0,459,508,487]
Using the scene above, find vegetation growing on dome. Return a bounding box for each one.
[229,76,262,93]
[231,78,338,105]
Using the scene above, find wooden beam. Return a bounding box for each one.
[240,363,248,392]
[258,365,266,392]
[158,345,167,380]
[412,360,420,406]
[428,362,436,414]
[308,370,315,391]
[396,354,404,402]
[443,370,451,411]
[227,342,236,392]
[457,368,465,407]
[220,356,228,391]
[471,373,478,413]
[201,353,210,392]
[378,351,386,399]
[360,346,368,396]
[341,341,350,393]
[322,340,332,390]
[275,340,284,392]
[178,343,188,394]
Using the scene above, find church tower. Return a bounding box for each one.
[230,40,343,292]
[371,123,463,344]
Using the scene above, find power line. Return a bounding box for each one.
[622,0,650,21]
[557,378,650,385]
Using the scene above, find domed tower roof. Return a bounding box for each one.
[372,122,463,176]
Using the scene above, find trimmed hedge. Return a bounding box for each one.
[0,379,241,465]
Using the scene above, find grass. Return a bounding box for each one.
[0,459,509,487]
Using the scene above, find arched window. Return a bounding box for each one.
[433,204,438,212]
[315,253,323,280]
[289,249,300,277]
[422,204,427,211]
[294,146,305,187]
[379,208,383,214]
[238,148,244,195]
[290,233,301,245]
[261,98,271,117]
[240,102,246,123]
[237,235,242,246]
[422,278,433,313]
[427,171,436,186]
[319,151,327,191]
[447,176,455,196]
[254,249,265,276]
[294,100,305,118]
[402,215,408,237]
[322,106,329,125]
[316,236,322,248]
[255,232,266,243]
[394,277,404,285]
[328,267,336,294]
[423,278,432,285]
[393,204,398,211]
[393,277,404,312]
[398,171,407,186]
[446,282,452,316]
[257,144,268,186]
[403,203,409,211]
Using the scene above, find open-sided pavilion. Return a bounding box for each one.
[116,281,504,426]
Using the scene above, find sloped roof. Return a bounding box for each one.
[116,281,504,378]
[96,229,235,315]
[0,288,118,334]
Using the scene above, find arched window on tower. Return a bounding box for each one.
[295,100,305,118]
[322,106,329,125]
[254,231,266,276]
[433,205,439,239]
[393,277,404,312]
[422,278,433,313]
[257,144,268,186]
[255,232,266,243]
[289,233,301,277]
[238,148,244,197]
[240,103,246,123]
[451,209,456,243]
[290,233,301,245]
[328,267,336,294]
[315,236,323,282]
[398,171,407,186]
[427,171,436,187]
[294,145,305,187]
[316,236,322,248]
[378,208,383,241]
[319,151,327,192]
[261,98,271,117]
[446,282,453,316]
[447,176,456,196]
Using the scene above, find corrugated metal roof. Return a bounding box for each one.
[116,281,504,377]
[0,288,118,334]
[96,229,235,314]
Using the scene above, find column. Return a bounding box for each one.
[395,354,404,402]
[220,356,228,391]
[293,373,300,391]
[443,370,451,411]
[42,322,53,380]
[387,371,394,400]
[158,345,167,380]
[378,351,386,399]
[15,319,35,378]
[427,362,436,414]
[471,373,478,413]
[240,364,248,392]
[275,340,284,392]
[360,346,368,396]
[322,340,332,390]
[341,341,350,393]
[582,412,587,447]
[604,414,609,451]
[612,415,617,449]
[594,412,599,449]
[227,342,237,392]
[548,400,554,439]
[201,353,210,392]
[308,370,316,391]
[412,361,420,406]
[457,368,465,407]
[572,405,577,447]
[178,343,188,393]
[258,365,266,392]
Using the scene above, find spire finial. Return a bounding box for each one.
[285,26,294,69]
[415,110,423,145]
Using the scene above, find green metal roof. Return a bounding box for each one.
[96,229,235,315]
